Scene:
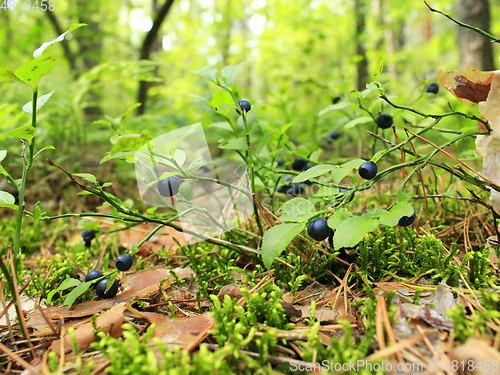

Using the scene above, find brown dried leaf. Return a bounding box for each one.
[125,305,214,349]
[437,66,493,105]
[450,338,500,374]
[50,302,126,352]
[27,268,174,330]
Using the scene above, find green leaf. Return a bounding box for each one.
[374,60,385,79]
[397,186,415,202]
[179,179,195,201]
[279,198,316,222]
[102,254,109,272]
[63,282,92,309]
[14,56,57,87]
[22,90,55,114]
[174,149,186,168]
[33,201,41,223]
[221,63,244,86]
[256,129,276,155]
[327,208,353,230]
[184,93,210,104]
[0,70,16,82]
[344,116,373,129]
[101,182,113,188]
[105,273,118,293]
[0,191,15,205]
[210,91,234,111]
[0,125,37,141]
[220,137,247,150]
[379,202,414,226]
[188,157,206,173]
[190,65,218,82]
[33,23,86,58]
[0,150,6,163]
[209,122,233,131]
[333,215,378,250]
[245,108,259,128]
[33,145,55,160]
[262,222,305,269]
[318,102,351,116]
[294,164,335,183]
[72,173,97,185]
[101,151,137,164]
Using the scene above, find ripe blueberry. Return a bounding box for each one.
[283,176,292,182]
[398,210,416,227]
[85,270,104,286]
[291,157,307,171]
[276,185,290,194]
[82,230,96,248]
[376,113,393,129]
[426,83,439,94]
[157,176,182,197]
[96,278,119,299]
[339,188,354,203]
[115,254,133,271]
[236,99,251,114]
[277,158,284,167]
[286,183,304,196]
[332,96,341,104]
[330,130,340,140]
[359,161,377,180]
[307,218,330,241]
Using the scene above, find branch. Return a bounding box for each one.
[424,1,500,43]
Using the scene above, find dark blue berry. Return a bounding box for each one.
[276,185,290,194]
[339,188,354,203]
[426,83,439,94]
[291,157,307,171]
[115,254,133,271]
[96,278,119,299]
[81,230,96,242]
[307,218,330,241]
[330,130,340,140]
[286,183,304,196]
[157,176,182,197]
[236,99,251,114]
[359,161,377,180]
[376,113,393,129]
[332,96,341,104]
[398,210,416,227]
[277,159,284,167]
[283,176,292,182]
[85,270,104,286]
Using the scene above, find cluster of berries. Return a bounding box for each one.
[84,252,134,299]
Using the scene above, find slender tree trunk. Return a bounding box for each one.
[456,0,495,70]
[354,0,368,91]
[221,0,232,67]
[137,0,176,115]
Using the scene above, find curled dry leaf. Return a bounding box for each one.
[50,302,126,353]
[28,268,176,334]
[437,66,493,106]
[125,304,215,350]
[450,338,500,374]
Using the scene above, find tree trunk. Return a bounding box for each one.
[457,0,495,71]
[354,0,369,91]
[137,0,176,115]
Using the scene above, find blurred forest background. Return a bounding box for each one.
[0,0,498,207]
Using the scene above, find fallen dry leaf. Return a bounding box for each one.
[450,337,500,374]
[50,302,126,352]
[437,66,493,105]
[28,268,175,334]
[125,304,215,349]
